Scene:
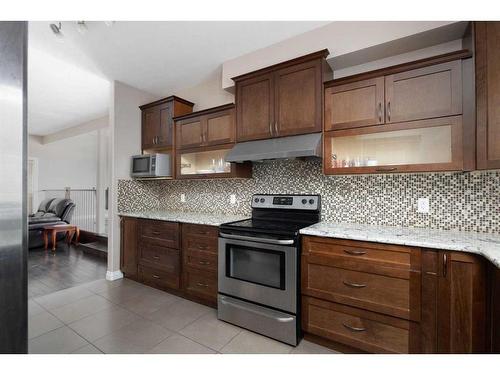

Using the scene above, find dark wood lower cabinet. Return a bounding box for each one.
[301,235,494,354]
[120,217,217,307]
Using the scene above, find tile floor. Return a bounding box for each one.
[28,278,339,354]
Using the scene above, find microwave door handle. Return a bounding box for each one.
[219,232,294,245]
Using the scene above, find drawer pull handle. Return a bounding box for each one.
[197,245,208,250]
[375,167,397,172]
[198,261,211,265]
[196,282,209,288]
[342,322,366,332]
[153,256,160,260]
[343,249,367,256]
[343,280,366,288]
[152,231,161,235]
[152,275,160,279]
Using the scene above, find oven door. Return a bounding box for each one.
[131,155,153,177]
[218,234,297,313]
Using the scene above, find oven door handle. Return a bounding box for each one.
[219,296,294,323]
[219,232,295,245]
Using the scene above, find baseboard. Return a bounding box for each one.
[106,270,124,281]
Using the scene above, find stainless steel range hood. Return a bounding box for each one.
[226,133,322,162]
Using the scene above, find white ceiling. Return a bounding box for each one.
[28,21,328,135]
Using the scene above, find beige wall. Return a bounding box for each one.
[222,21,455,89]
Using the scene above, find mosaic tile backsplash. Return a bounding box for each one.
[118,159,500,234]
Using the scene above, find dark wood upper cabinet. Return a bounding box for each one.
[235,73,274,142]
[475,21,500,170]
[325,77,385,131]
[175,104,235,149]
[139,96,194,151]
[234,50,331,142]
[385,60,462,124]
[275,59,323,136]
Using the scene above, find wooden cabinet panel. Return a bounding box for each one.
[205,110,235,146]
[303,262,411,319]
[120,217,138,279]
[139,219,180,249]
[275,59,322,136]
[385,60,462,123]
[183,267,217,303]
[303,296,410,354]
[476,22,500,169]
[140,96,194,151]
[177,118,204,149]
[158,104,173,147]
[142,109,160,149]
[139,264,180,291]
[325,77,384,131]
[437,251,487,353]
[182,223,219,239]
[236,74,274,142]
[139,241,180,274]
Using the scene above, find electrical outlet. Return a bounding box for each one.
[229,194,236,205]
[417,197,429,214]
[180,193,186,203]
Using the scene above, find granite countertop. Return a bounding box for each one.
[118,210,248,227]
[300,222,500,268]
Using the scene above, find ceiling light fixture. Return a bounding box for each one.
[49,22,62,36]
[76,21,88,35]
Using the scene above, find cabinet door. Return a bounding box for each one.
[236,73,274,142]
[325,77,385,131]
[385,60,462,123]
[158,103,173,148]
[120,217,138,279]
[142,108,160,149]
[205,108,235,146]
[176,117,204,149]
[476,22,500,169]
[275,59,322,137]
[437,251,487,353]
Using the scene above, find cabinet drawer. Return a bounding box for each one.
[302,261,413,319]
[139,265,180,290]
[139,241,180,273]
[139,220,179,248]
[183,267,217,301]
[184,250,217,272]
[303,296,410,354]
[183,223,218,239]
[183,235,218,254]
[303,236,414,273]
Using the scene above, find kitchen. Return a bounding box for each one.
[115,21,500,354]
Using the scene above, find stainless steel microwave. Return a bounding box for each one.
[130,153,171,178]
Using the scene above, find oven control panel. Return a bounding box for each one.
[251,194,320,210]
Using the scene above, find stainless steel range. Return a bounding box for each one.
[217,194,321,346]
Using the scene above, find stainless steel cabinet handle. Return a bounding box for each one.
[343,280,367,288]
[152,136,156,145]
[152,231,160,235]
[152,275,160,279]
[443,252,448,277]
[387,101,391,122]
[269,122,273,136]
[274,122,278,135]
[153,255,160,260]
[343,249,367,256]
[342,322,366,332]
[197,245,208,250]
[198,260,210,265]
[219,232,294,245]
[196,282,209,288]
[378,102,382,122]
